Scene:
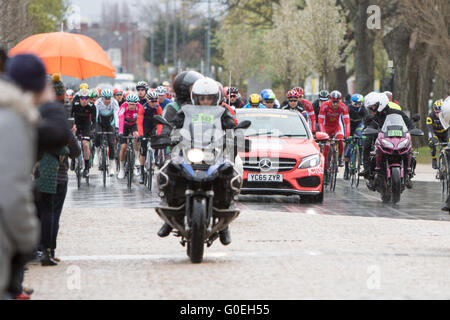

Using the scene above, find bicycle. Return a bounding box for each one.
[435,142,450,201]
[122,136,139,190]
[345,135,364,188]
[75,135,91,188]
[97,131,115,187]
[324,137,345,192]
[141,137,154,191]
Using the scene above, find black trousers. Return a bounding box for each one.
[36,192,54,250]
[51,182,68,254]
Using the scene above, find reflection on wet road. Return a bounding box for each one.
[65,171,450,222]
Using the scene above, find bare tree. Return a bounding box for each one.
[296,0,352,89]
[400,0,450,87]
[0,0,32,51]
[265,0,308,92]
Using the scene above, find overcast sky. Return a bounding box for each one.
[68,0,223,24]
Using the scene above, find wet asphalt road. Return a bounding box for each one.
[66,170,450,222]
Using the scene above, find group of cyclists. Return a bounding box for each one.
[67,81,172,185]
[65,75,449,201]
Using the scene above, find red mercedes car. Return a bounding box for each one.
[236,108,328,203]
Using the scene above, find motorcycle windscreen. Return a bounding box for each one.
[179,105,226,149]
[381,114,408,138]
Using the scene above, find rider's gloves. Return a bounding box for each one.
[429,136,438,147]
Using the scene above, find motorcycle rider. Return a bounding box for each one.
[359,92,415,180]
[426,99,446,169]
[438,97,450,211]
[159,77,238,245]
[157,71,205,238]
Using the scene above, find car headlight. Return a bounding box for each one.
[298,154,321,169]
[381,139,394,149]
[187,148,204,163]
[397,139,409,149]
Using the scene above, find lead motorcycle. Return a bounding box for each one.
[363,113,423,203]
[152,105,251,263]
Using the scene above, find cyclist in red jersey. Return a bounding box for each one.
[318,90,350,168]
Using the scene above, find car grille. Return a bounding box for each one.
[297,176,321,188]
[243,181,293,189]
[243,157,298,173]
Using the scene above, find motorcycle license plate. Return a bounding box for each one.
[247,174,283,182]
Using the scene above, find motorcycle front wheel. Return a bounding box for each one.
[187,197,206,263]
[391,167,401,204]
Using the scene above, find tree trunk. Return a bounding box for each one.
[383,25,435,146]
[328,66,348,95]
[353,0,375,94]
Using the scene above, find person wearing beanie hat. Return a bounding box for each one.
[52,73,65,104]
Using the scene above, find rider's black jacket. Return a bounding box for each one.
[365,107,415,131]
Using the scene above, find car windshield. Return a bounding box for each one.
[381,114,408,137]
[237,111,309,138]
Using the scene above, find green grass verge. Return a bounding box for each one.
[414,146,432,164]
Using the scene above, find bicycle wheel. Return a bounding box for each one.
[127,149,133,190]
[439,153,448,201]
[76,159,81,189]
[330,146,338,192]
[102,145,107,187]
[327,145,335,191]
[355,145,361,188]
[147,149,153,191]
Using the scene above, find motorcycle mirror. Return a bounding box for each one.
[363,128,379,135]
[153,115,173,128]
[412,114,420,122]
[235,120,251,130]
[409,128,424,136]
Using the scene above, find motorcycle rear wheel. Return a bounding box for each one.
[187,197,206,263]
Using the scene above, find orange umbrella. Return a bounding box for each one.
[9,32,115,79]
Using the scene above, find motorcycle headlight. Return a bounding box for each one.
[187,148,204,163]
[397,139,409,149]
[298,154,321,169]
[381,139,394,149]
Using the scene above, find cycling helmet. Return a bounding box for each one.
[433,99,444,113]
[136,81,148,91]
[293,87,304,98]
[318,90,330,101]
[79,83,89,90]
[156,86,167,96]
[286,90,300,99]
[190,77,221,106]
[228,86,239,95]
[351,94,364,104]
[146,91,158,101]
[261,89,276,101]
[173,71,204,104]
[126,93,139,103]
[113,88,123,95]
[89,89,98,99]
[65,89,74,97]
[102,89,113,99]
[249,94,261,106]
[79,89,90,98]
[330,90,342,101]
